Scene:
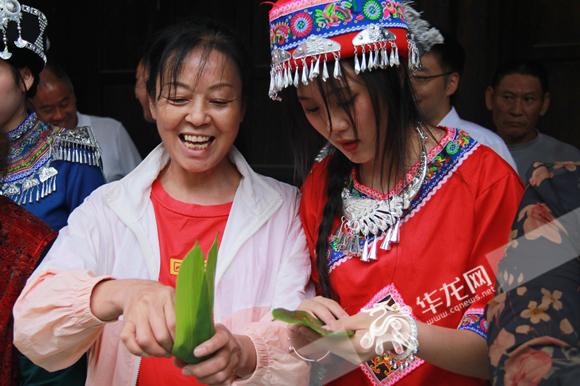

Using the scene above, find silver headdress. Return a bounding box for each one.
[0,0,48,67]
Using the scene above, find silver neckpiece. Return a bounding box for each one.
[333,126,428,262]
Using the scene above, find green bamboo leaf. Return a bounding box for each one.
[172,243,205,363]
[190,273,215,363]
[172,238,221,364]
[205,234,219,311]
[272,308,354,337]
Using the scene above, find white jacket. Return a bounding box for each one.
[14,144,313,386]
[77,112,142,182]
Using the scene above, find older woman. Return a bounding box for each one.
[14,19,312,386]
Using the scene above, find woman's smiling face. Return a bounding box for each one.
[150,48,244,175]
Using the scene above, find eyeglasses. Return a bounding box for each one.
[410,71,454,84]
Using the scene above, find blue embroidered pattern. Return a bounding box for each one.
[270,0,407,51]
[458,308,488,339]
[327,129,477,272]
[3,113,53,185]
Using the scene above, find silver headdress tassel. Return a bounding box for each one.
[269,36,341,100]
[353,25,399,74]
[0,0,48,62]
[0,0,22,59]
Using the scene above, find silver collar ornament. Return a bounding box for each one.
[333,126,428,262]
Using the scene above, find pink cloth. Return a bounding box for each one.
[14,271,308,386]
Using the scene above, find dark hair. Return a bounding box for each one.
[426,32,465,103]
[6,57,41,98]
[144,18,250,104]
[287,63,421,298]
[40,60,75,92]
[491,60,550,93]
[428,33,465,76]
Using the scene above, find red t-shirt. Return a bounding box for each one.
[137,179,231,386]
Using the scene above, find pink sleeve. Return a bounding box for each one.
[226,310,310,386]
[13,270,111,371]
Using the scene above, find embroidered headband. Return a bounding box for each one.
[0,0,48,74]
[267,0,443,100]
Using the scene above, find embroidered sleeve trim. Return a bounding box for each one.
[457,307,488,340]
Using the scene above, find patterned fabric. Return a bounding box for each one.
[0,196,55,386]
[2,113,54,202]
[0,112,102,206]
[359,285,424,386]
[458,308,488,339]
[487,161,580,386]
[2,114,103,384]
[270,0,407,51]
[300,126,524,385]
[327,128,477,272]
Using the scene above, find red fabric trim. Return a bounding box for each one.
[0,197,56,386]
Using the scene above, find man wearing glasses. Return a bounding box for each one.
[412,35,517,170]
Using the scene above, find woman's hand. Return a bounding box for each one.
[298,296,349,325]
[325,312,391,362]
[291,296,394,363]
[290,296,359,362]
[289,296,348,352]
[177,324,256,385]
[91,279,176,357]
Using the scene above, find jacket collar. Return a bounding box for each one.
[438,106,459,127]
[103,144,283,282]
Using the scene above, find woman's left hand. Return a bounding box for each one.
[176,324,256,386]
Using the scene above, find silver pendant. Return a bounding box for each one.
[337,126,428,262]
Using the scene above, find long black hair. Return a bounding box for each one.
[144,18,251,105]
[287,61,422,299]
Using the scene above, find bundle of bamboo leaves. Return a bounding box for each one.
[172,236,219,364]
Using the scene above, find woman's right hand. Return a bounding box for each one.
[288,296,350,360]
[91,279,176,357]
[298,296,350,325]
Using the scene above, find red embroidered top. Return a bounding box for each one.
[0,196,56,386]
[300,128,524,386]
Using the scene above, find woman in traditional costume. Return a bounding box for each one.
[0,2,103,232]
[265,1,524,384]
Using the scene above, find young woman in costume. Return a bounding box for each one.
[0,2,103,385]
[266,1,524,385]
[14,19,312,386]
[0,3,104,232]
